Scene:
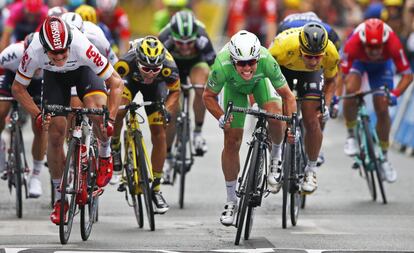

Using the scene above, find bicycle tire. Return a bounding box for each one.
[298,121,307,210]
[13,128,23,218]
[363,119,387,204]
[291,133,302,226]
[125,153,144,228]
[134,132,155,231]
[80,141,99,241]
[235,141,259,245]
[59,139,78,245]
[244,143,265,240]
[282,142,293,229]
[179,117,189,209]
[51,178,55,209]
[359,119,377,201]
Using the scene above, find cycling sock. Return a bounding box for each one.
[225,180,237,203]
[271,143,282,161]
[194,122,203,133]
[346,121,357,137]
[111,136,121,150]
[32,159,44,177]
[306,160,318,173]
[380,140,389,151]
[52,179,61,202]
[153,172,163,192]
[99,139,111,158]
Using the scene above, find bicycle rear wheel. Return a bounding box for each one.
[363,119,387,204]
[59,139,78,245]
[235,141,258,245]
[135,132,155,231]
[80,141,99,241]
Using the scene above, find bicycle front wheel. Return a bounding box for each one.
[291,135,303,226]
[176,117,188,209]
[135,132,155,231]
[282,142,293,229]
[11,129,23,218]
[80,141,99,241]
[235,141,259,245]
[363,119,387,204]
[59,139,78,245]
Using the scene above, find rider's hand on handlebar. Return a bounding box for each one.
[219,114,233,129]
[286,129,296,144]
[388,89,399,106]
[35,113,51,131]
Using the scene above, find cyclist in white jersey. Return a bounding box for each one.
[0,33,46,198]
[11,16,124,225]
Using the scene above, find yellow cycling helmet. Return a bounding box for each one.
[75,4,97,24]
[383,0,403,7]
[163,0,187,8]
[299,22,328,55]
[134,36,166,67]
[284,0,301,9]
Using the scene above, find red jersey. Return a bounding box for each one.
[226,0,277,37]
[341,23,411,75]
[97,7,130,40]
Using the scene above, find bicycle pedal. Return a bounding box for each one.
[352,162,360,170]
[117,183,126,192]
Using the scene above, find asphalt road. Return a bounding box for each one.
[0,106,413,252]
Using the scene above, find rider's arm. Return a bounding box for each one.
[0,26,13,52]
[393,73,413,96]
[11,79,40,118]
[203,88,223,120]
[277,84,297,117]
[105,70,124,120]
[323,76,337,106]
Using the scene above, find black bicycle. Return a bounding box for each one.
[169,83,204,209]
[223,101,292,245]
[0,97,30,218]
[44,105,106,244]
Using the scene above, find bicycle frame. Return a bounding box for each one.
[122,107,154,194]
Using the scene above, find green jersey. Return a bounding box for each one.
[206,45,287,128]
[207,45,287,94]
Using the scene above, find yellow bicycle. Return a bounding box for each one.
[118,101,167,231]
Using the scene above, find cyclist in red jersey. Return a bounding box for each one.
[0,0,48,51]
[96,0,130,55]
[226,0,277,47]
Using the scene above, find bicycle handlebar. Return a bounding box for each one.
[118,100,170,124]
[181,83,205,91]
[224,101,292,123]
[0,97,15,101]
[338,87,390,100]
[44,104,107,115]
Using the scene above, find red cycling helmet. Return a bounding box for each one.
[358,18,390,46]
[24,0,43,13]
[39,17,73,52]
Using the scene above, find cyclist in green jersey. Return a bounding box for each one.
[152,0,189,34]
[203,30,297,226]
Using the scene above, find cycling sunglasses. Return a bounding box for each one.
[173,38,196,46]
[234,59,257,67]
[302,53,324,60]
[138,63,163,73]
[48,48,68,55]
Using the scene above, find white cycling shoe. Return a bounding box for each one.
[381,160,397,183]
[220,201,237,226]
[267,159,282,194]
[28,177,42,198]
[344,137,359,156]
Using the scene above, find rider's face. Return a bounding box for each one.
[301,53,324,70]
[46,48,69,67]
[174,39,196,56]
[138,64,162,84]
[364,45,383,60]
[234,59,258,81]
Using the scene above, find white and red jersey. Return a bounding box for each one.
[82,21,118,66]
[341,23,411,75]
[0,41,24,72]
[0,41,43,79]
[16,28,114,86]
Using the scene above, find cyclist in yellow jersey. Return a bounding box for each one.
[268,22,340,194]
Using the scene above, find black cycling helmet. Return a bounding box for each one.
[170,10,198,40]
[299,22,328,55]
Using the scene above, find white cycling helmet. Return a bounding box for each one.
[228,30,261,61]
[61,12,84,31]
[96,0,118,12]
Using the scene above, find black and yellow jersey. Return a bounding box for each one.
[268,27,340,79]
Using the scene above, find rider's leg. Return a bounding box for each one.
[189,64,209,154]
[343,72,363,156]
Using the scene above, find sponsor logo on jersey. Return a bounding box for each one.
[86,45,105,67]
[0,52,17,65]
[21,52,31,72]
[161,68,171,77]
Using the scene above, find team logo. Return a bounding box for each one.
[86,45,105,67]
[50,21,64,49]
[161,68,171,77]
[21,52,31,72]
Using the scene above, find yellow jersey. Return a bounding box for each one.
[268,27,340,79]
